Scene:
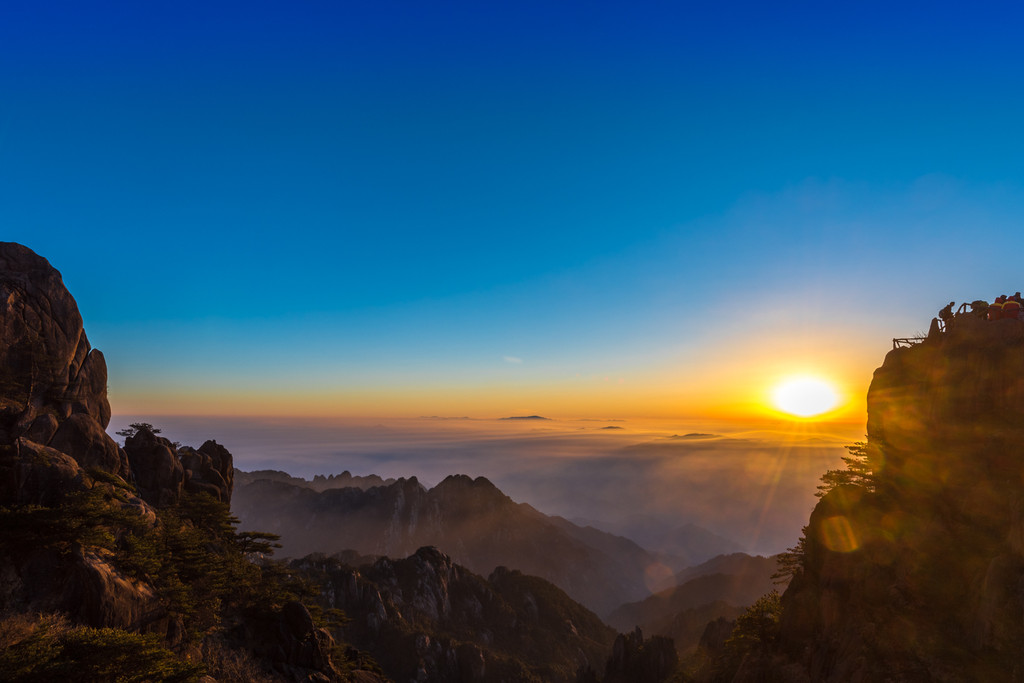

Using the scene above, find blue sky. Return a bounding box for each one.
[4,1,1024,418]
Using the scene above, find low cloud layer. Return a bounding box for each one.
[109,416,856,555]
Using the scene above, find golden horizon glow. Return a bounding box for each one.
[107,367,868,423]
[771,376,841,418]
[107,326,875,423]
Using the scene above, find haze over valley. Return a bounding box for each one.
[110,414,856,556]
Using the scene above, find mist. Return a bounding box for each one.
[108,415,856,555]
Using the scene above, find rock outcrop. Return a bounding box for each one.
[0,242,123,478]
[757,316,1024,681]
[123,428,185,507]
[183,439,234,503]
[235,600,340,681]
[602,628,678,683]
[120,431,235,507]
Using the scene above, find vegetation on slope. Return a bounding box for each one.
[0,472,369,681]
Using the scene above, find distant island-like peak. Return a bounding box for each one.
[499,415,550,420]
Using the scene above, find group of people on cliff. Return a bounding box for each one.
[937,293,1024,329]
[986,293,1024,320]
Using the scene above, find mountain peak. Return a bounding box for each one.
[434,474,498,492]
[733,311,1024,680]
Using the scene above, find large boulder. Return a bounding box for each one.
[0,242,111,441]
[49,413,127,478]
[0,242,130,501]
[23,412,60,446]
[1,535,165,633]
[0,439,87,507]
[235,600,340,680]
[64,548,164,631]
[198,439,234,499]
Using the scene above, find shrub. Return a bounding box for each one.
[0,613,203,682]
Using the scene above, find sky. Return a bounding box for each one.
[4,0,1024,423]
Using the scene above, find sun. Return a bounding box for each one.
[771,376,840,418]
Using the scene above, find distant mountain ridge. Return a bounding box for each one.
[609,553,781,653]
[234,468,395,491]
[571,516,743,568]
[233,472,670,616]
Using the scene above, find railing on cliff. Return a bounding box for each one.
[893,337,927,350]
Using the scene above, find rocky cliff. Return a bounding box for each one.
[724,314,1024,681]
[0,243,352,682]
[294,546,617,683]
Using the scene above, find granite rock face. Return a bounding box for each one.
[0,242,112,442]
[0,242,124,484]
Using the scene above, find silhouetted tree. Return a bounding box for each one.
[115,422,161,439]
[710,591,782,681]
[772,528,807,583]
[816,441,875,498]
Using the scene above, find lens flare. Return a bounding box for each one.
[772,377,839,417]
[819,515,861,552]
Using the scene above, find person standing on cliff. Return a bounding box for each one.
[939,301,955,328]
